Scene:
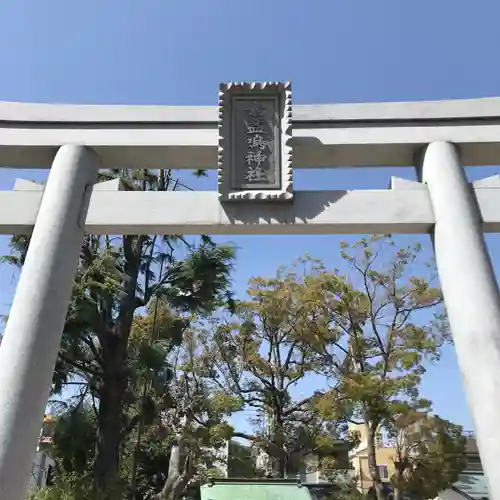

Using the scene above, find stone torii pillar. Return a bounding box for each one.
[419,141,500,500]
[0,145,99,500]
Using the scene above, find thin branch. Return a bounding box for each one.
[59,352,102,378]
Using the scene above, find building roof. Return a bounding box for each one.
[200,479,313,500]
[453,472,489,500]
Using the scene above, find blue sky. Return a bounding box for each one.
[1,0,500,431]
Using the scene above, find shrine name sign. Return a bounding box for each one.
[217,82,293,201]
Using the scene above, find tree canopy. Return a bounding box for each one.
[6,203,467,500]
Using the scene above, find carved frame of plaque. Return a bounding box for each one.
[218,82,293,201]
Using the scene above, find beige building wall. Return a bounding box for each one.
[349,423,398,494]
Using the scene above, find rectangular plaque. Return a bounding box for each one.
[218,82,293,201]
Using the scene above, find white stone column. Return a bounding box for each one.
[0,145,99,500]
[419,141,500,500]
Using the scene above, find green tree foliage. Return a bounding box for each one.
[387,410,466,500]
[135,317,241,500]
[6,169,235,500]
[27,477,91,500]
[306,235,456,500]
[200,261,354,479]
[32,286,239,500]
[20,227,462,500]
[51,405,96,478]
[226,440,258,479]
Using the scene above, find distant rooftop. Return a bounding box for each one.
[453,472,489,500]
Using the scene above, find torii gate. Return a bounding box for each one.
[0,83,499,500]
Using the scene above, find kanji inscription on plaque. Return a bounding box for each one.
[218,82,293,201]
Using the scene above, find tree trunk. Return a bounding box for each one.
[392,461,406,500]
[268,411,287,478]
[93,342,128,498]
[153,440,195,500]
[393,485,402,500]
[93,235,142,497]
[366,423,384,500]
[268,455,287,478]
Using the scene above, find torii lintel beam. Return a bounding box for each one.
[2,96,500,168]
[2,176,500,236]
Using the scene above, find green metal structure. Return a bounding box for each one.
[200,479,319,500]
